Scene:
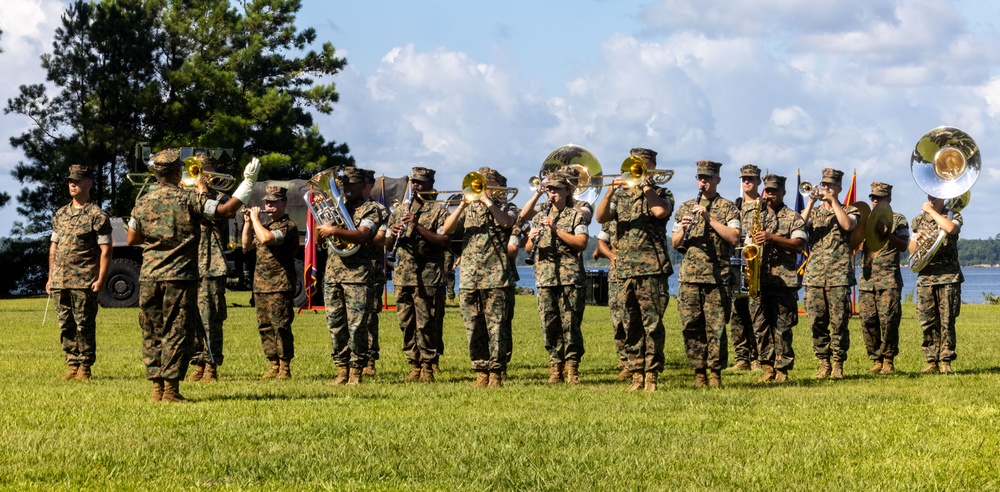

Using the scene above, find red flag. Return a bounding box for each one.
[843,170,857,206]
[303,186,318,308]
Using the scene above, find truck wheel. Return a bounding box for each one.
[293,259,307,307]
[98,258,141,308]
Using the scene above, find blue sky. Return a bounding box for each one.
[3,0,1000,239]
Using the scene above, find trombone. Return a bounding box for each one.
[419,171,519,203]
[582,155,674,190]
[127,156,236,194]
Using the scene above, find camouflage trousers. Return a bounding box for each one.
[677,282,731,371]
[916,283,961,363]
[619,274,670,374]
[537,285,585,365]
[502,286,516,367]
[446,269,456,299]
[804,285,852,362]
[191,276,227,366]
[608,280,626,363]
[397,284,445,365]
[255,291,295,361]
[461,287,512,372]
[858,287,901,361]
[139,280,196,381]
[54,288,98,366]
[368,282,385,361]
[325,282,373,368]
[730,295,758,363]
[751,286,798,370]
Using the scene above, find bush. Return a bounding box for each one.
[0,235,49,296]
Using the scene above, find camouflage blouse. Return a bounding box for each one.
[911,211,964,286]
[531,205,588,287]
[131,183,208,281]
[197,189,230,279]
[455,201,516,290]
[597,219,620,283]
[369,200,389,285]
[388,199,449,287]
[758,203,808,289]
[609,186,674,280]
[672,194,740,284]
[325,199,383,284]
[858,212,909,291]
[802,203,859,287]
[253,214,299,293]
[50,202,112,289]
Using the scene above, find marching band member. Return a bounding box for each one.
[728,164,762,372]
[363,169,390,377]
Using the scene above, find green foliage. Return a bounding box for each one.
[3,296,1000,489]
[3,0,352,232]
[0,231,49,296]
[983,292,1000,305]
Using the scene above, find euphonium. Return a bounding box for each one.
[303,168,360,257]
[742,199,763,299]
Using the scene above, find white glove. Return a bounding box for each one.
[243,157,261,185]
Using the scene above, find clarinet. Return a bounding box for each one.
[524,202,551,266]
[676,187,705,254]
[386,187,417,265]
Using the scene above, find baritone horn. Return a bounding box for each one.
[908,126,979,272]
[303,167,360,257]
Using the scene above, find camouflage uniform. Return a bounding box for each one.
[598,220,627,364]
[673,192,740,372]
[802,171,859,364]
[367,197,389,365]
[191,188,229,367]
[608,179,674,375]
[324,192,383,369]
[751,199,806,371]
[50,188,112,369]
[252,211,299,364]
[731,196,760,365]
[444,249,457,301]
[531,201,589,366]
[858,186,908,364]
[131,180,210,381]
[911,210,963,364]
[390,197,449,367]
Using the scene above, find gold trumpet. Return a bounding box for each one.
[584,156,674,189]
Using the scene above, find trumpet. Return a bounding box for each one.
[584,156,674,190]
[303,167,360,257]
[798,181,826,200]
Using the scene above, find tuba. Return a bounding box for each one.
[742,199,764,299]
[908,127,979,272]
[534,144,603,204]
[303,168,360,257]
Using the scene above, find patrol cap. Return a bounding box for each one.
[762,174,787,190]
[821,168,844,185]
[545,172,573,190]
[263,185,287,202]
[696,160,723,178]
[341,167,366,184]
[629,148,658,167]
[363,169,376,184]
[150,148,182,173]
[870,181,892,198]
[411,167,435,182]
[478,166,507,186]
[68,164,93,181]
[740,164,761,178]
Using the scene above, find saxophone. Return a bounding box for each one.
[742,199,763,299]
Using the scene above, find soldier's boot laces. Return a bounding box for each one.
[363,359,377,377]
[757,364,776,383]
[261,360,280,379]
[868,359,883,374]
[346,367,363,386]
[565,363,580,385]
[472,371,489,388]
[708,370,722,389]
[939,361,954,374]
[774,368,789,383]
[879,357,895,374]
[406,364,422,382]
[693,369,708,389]
[830,361,844,380]
[643,372,658,392]
[815,359,832,379]
[627,372,645,392]
[919,361,939,374]
[74,365,92,381]
[185,363,205,382]
[332,366,349,385]
[201,364,218,382]
[161,379,186,403]
[61,365,80,381]
[150,378,164,403]
[487,371,503,388]
[547,364,564,384]
[419,363,435,382]
[276,360,292,380]
[726,360,751,372]
[750,360,763,371]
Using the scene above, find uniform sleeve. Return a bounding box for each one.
[671,201,689,234]
[95,210,113,245]
[725,202,741,230]
[893,215,910,239]
[51,213,60,243]
[790,213,808,241]
[358,204,380,231]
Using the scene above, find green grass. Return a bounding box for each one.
[2,294,999,490]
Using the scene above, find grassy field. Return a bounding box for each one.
[2,293,999,490]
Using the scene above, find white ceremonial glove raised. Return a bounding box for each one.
[233,157,261,204]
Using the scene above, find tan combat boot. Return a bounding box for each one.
[331,366,349,385]
[74,365,92,381]
[868,359,883,374]
[693,369,708,388]
[939,361,954,374]
[726,360,751,372]
[627,372,645,392]
[750,360,763,371]
[774,368,789,383]
[616,366,632,380]
[185,363,205,382]
[615,360,627,371]
[879,357,895,374]
[547,363,564,384]
[431,363,440,374]
[406,364,422,382]
[346,367,363,386]
[708,370,722,389]
[363,359,377,377]
[150,378,164,402]
[643,372,658,392]
[276,360,292,380]
[201,364,218,382]
[757,364,776,383]
[419,363,435,382]
[61,365,80,380]
[487,371,503,388]
[565,363,580,385]
[261,359,280,379]
[472,371,489,388]
[815,359,832,379]
[919,361,939,374]
[830,360,844,380]
[161,379,186,403]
